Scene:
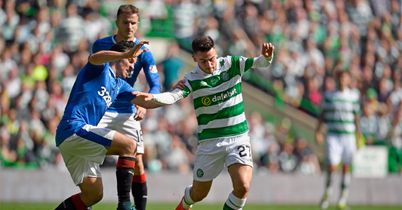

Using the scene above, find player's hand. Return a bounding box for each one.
[262,42,274,60]
[134,105,146,121]
[172,79,186,90]
[133,91,154,101]
[127,40,149,59]
[315,131,324,145]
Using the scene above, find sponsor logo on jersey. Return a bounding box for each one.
[149,65,158,73]
[201,96,212,106]
[212,88,237,103]
[201,88,237,106]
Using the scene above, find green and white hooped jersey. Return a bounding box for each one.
[180,55,258,142]
[322,88,360,136]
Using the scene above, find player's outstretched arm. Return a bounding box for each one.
[89,41,149,65]
[131,89,184,109]
[132,92,159,109]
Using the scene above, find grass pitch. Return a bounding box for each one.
[1,202,401,210]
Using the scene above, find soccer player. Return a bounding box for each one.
[315,70,362,210]
[92,4,160,210]
[55,40,147,210]
[134,36,274,210]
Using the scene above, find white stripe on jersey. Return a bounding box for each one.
[198,113,247,132]
[326,123,356,132]
[324,112,355,121]
[323,102,357,112]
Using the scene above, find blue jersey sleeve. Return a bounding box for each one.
[92,39,102,54]
[92,37,113,54]
[140,50,161,94]
[81,62,106,78]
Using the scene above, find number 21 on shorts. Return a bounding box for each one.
[237,145,251,157]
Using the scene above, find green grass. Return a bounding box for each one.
[1,202,401,210]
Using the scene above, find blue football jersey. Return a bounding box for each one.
[55,62,136,146]
[92,36,160,113]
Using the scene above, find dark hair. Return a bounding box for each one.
[335,69,350,79]
[192,36,214,53]
[117,4,139,19]
[110,41,135,52]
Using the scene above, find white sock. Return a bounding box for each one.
[225,192,247,210]
[182,186,194,208]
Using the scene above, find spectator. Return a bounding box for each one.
[278,142,297,173]
[160,41,183,91]
[293,137,320,175]
[360,102,378,145]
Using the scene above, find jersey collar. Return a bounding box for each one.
[108,64,117,78]
[112,35,137,44]
[195,64,219,76]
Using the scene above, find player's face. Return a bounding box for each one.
[338,72,350,89]
[116,58,135,78]
[116,13,139,40]
[193,48,218,74]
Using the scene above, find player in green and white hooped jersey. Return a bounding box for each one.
[134,36,274,210]
[315,70,362,210]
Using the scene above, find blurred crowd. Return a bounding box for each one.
[170,0,402,173]
[0,0,401,174]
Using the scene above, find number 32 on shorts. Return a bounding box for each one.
[237,145,251,157]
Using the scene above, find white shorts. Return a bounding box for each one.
[193,134,254,181]
[97,112,144,154]
[325,134,356,165]
[58,124,115,185]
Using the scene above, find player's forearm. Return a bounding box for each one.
[89,50,128,65]
[132,98,162,109]
[152,89,184,105]
[131,89,184,109]
[252,55,274,69]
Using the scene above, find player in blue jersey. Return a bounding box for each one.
[92,4,160,210]
[55,40,147,210]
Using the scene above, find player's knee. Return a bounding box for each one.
[123,140,137,155]
[234,183,250,197]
